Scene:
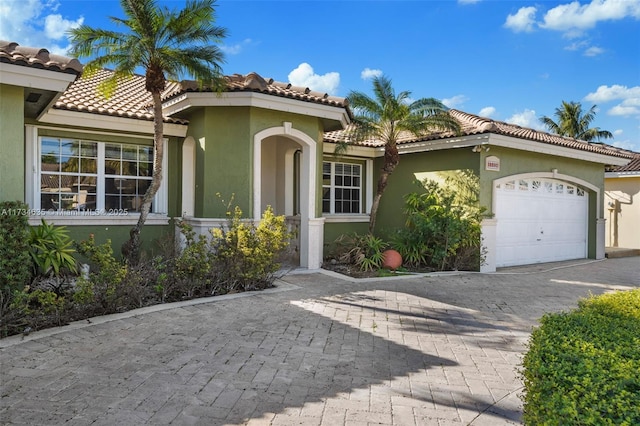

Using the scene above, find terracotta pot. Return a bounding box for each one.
[382,249,402,270]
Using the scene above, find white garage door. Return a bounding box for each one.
[495,178,588,267]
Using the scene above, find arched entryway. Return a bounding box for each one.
[253,123,324,269]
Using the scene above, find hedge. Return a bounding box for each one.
[521,288,640,425]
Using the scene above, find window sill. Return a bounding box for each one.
[322,214,370,223]
[27,213,170,226]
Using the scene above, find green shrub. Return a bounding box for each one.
[173,220,215,298]
[29,219,77,277]
[74,235,129,313]
[392,180,483,271]
[521,289,640,425]
[0,202,32,295]
[211,205,291,291]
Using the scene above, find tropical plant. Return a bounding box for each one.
[29,219,78,277]
[392,180,483,271]
[328,233,388,272]
[539,101,613,142]
[343,75,461,233]
[68,0,227,264]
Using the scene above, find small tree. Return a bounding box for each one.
[344,76,461,233]
[69,0,227,263]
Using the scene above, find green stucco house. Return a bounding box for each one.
[1,41,633,272]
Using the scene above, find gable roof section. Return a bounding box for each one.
[0,40,82,75]
[325,109,633,161]
[166,72,348,110]
[54,69,188,125]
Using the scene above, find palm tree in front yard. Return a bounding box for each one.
[345,76,461,233]
[68,0,227,263]
[539,101,613,142]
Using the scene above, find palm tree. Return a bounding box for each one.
[345,76,461,233]
[68,0,227,263]
[539,101,613,142]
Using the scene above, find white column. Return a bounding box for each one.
[596,218,606,259]
[480,218,497,272]
[302,217,325,269]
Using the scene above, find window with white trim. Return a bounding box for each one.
[322,161,362,214]
[39,137,154,213]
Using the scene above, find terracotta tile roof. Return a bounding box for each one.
[324,109,634,160]
[609,153,640,172]
[54,69,349,125]
[0,40,82,75]
[54,69,188,125]
[168,72,349,109]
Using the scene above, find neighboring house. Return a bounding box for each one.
[1,41,634,272]
[324,110,633,272]
[605,154,640,249]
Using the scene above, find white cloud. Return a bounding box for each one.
[584,85,640,117]
[442,94,469,108]
[613,129,624,136]
[609,105,640,116]
[564,40,589,51]
[44,14,83,40]
[540,0,640,35]
[506,109,543,129]
[504,6,538,33]
[288,63,340,95]
[0,0,83,54]
[220,38,253,55]
[611,139,639,151]
[479,106,496,117]
[360,68,382,80]
[585,85,640,102]
[583,46,605,56]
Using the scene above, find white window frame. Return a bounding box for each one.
[322,160,363,215]
[25,125,168,225]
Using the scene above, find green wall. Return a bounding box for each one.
[65,223,173,261]
[185,106,323,218]
[374,148,480,234]
[0,84,25,201]
[324,221,369,249]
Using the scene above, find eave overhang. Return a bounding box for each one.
[0,62,77,92]
[38,109,188,138]
[163,91,350,131]
[324,132,631,166]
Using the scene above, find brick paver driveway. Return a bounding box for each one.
[1,257,638,425]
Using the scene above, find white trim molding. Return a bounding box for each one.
[39,109,188,137]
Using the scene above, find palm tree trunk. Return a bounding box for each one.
[368,175,386,233]
[123,90,164,264]
[368,142,399,233]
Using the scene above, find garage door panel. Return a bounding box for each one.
[495,177,588,268]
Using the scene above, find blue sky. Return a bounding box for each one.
[2,0,639,152]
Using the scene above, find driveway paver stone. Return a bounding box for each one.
[1,257,638,425]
